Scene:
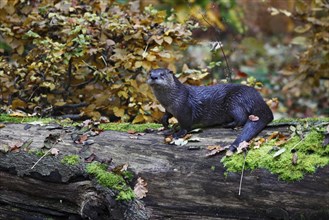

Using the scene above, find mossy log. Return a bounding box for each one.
[0,123,329,219]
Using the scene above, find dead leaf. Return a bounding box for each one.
[249,115,259,121]
[291,151,298,165]
[134,177,148,199]
[0,123,5,129]
[273,148,286,158]
[206,145,225,157]
[127,130,136,134]
[50,147,59,156]
[84,153,97,163]
[236,141,250,154]
[75,134,88,144]
[44,133,61,149]
[252,137,266,149]
[112,163,128,174]
[9,111,27,117]
[170,138,188,146]
[9,141,23,152]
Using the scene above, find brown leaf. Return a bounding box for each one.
[206,145,225,157]
[134,177,148,199]
[249,115,259,121]
[127,130,136,134]
[0,123,5,129]
[9,141,24,152]
[112,163,128,174]
[75,134,88,144]
[292,151,298,165]
[84,153,97,163]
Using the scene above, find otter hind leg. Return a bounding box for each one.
[223,107,248,129]
[229,120,268,152]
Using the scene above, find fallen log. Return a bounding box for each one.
[0,123,328,219]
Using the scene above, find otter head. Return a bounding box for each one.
[147,68,177,90]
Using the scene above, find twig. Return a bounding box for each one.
[290,138,304,151]
[31,148,52,169]
[185,0,232,82]
[238,150,247,196]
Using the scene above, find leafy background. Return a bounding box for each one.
[0,0,328,122]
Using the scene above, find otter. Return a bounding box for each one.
[147,68,274,153]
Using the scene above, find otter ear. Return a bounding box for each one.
[168,69,174,74]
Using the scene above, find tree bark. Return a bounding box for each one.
[0,123,328,219]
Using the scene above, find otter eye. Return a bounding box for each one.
[160,72,165,77]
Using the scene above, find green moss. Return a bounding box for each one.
[0,114,55,124]
[86,162,135,201]
[272,117,329,125]
[99,122,161,132]
[61,155,80,165]
[222,129,329,181]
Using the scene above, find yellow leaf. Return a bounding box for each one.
[113,107,125,117]
[153,36,163,45]
[118,90,128,99]
[164,36,173,44]
[54,101,66,106]
[158,52,171,58]
[134,61,143,69]
[132,114,145,124]
[0,0,8,9]
[9,111,27,117]
[11,99,27,110]
[146,54,156,61]
[139,84,149,93]
[17,44,24,55]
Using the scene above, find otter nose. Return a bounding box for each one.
[150,73,158,80]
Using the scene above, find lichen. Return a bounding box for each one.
[221,128,329,181]
[61,155,80,166]
[86,162,135,201]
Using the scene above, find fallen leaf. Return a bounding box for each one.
[44,133,61,149]
[291,150,298,165]
[189,128,202,133]
[273,148,286,158]
[134,177,148,199]
[127,130,136,134]
[252,137,266,149]
[206,145,225,157]
[50,147,59,156]
[84,153,97,163]
[249,115,259,121]
[75,134,88,144]
[0,123,5,129]
[9,141,24,152]
[170,138,188,146]
[236,141,250,154]
[112,163,129,174]
[164,136,173,144]
[9,111,27,117]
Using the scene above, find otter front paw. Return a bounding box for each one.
[173,129,187,139]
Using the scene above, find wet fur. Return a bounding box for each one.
[148,68,273,151]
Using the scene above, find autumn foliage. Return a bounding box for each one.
[0,0,196,122]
